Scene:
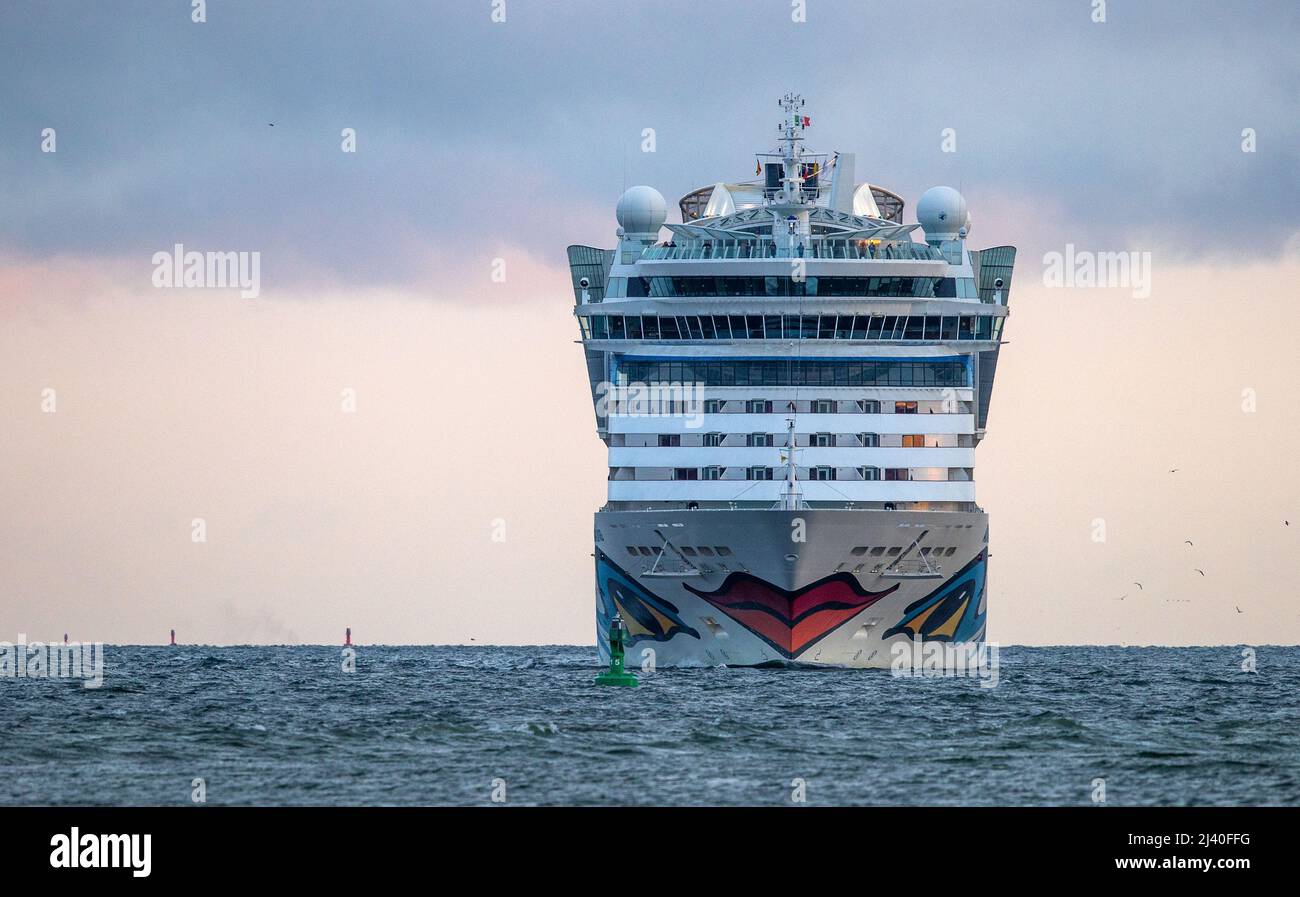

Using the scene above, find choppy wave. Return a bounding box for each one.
[2,645,1297,806]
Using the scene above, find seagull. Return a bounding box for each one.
[1184,540,1194,546]
[1134,582,1144,590]
[1118,595,1127,601]
[1235,606,1243,614]
[1195,569,1205,576]
[1169,468,1179,473]
[268,123,275,127]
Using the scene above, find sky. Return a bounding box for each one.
[1,0,1298,646]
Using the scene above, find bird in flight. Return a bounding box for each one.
[1133,582,1144,590]
[1169,468,1179,473]
[1194,568,1205,576]
[1235,606,1243,614]
[1184,540,1194,546]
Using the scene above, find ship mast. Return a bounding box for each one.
[779,417,802,510]
[768,92,815,258]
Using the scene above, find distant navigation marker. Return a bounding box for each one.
[63,633,68,645]
[345,627,352,647]
[170,629,177,647]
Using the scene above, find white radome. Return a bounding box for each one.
[616,185,667,235]
[917,185,970,241]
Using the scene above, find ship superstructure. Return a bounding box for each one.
[568,95,1015,667]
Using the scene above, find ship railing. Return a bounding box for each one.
[643,240,945,262]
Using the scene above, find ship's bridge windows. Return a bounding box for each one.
[644,276,943,298]
[585,313,1000,343]
[616,360,969,389]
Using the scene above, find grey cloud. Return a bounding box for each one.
[1,0,1296,287]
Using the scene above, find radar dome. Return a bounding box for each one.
[917,186,970,242]
[616,185,667,236]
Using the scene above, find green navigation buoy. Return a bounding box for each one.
[595,613,639,687]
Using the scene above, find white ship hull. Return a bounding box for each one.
[595,508,988,669]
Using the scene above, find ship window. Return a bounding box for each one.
[626,546,638,556]
[812,467,836,481]
[859,466,881,481]
[747,467,773,481]
[746,315,765,339]
[813,400,835,414]
[680,546,698,556]
[812,432,833,447]
[672,468,698,481]
[896,401,919,414]
[696,547,715,557]
[902,434,925,447]
[859,433,880,447]
[859,400,880,414]
[764,315,782,339]
[834,316,853,340]
[702,467,722,481]
[658,435,680,447]
[958,316,974,340]
[851,316,868,340]
[945,547,957,556]
[641,316,660,339]
[869,547,886,557]
[698,317,716,339]
[715,546,732,556]
[747,432,773,447]
[886,547,902,556]
[592,317,608,339]
[747,400,772,414]
[885,468,911,481]
[904,316,925,340]
[703,432,723,447]
[924,316,941,340]
[850,546,868,556]
[658,317,680,339]
[942,316,958,341]
[703,399,722,414]
[728,315,747,339]
[638,547,654,556]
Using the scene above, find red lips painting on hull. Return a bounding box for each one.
[685,572,900,658]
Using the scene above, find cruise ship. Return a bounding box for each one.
[569,95,1014,668]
